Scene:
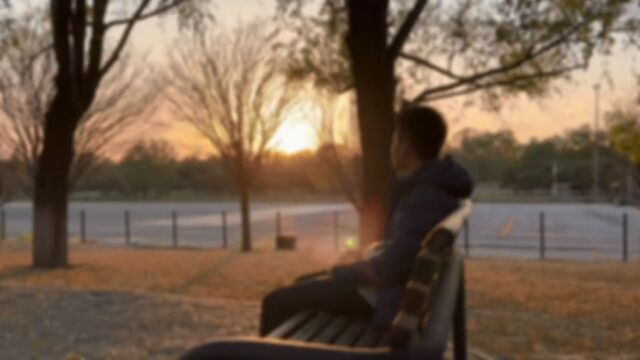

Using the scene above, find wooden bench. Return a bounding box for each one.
[181,201,472,360]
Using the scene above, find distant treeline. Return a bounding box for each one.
[71,141,341,199]
[0,124,635,201]
[449,125,632,196]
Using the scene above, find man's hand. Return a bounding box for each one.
[335,241,386,265]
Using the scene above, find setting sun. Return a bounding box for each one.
[271,121,318,154]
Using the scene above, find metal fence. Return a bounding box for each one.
[0,202,356,251]
[0,202,638,262]
[460,212,633,262]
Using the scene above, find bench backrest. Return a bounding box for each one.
[392,200,472,352]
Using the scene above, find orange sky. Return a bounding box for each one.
[127,0,640,158]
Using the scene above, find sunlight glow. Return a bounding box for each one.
[344,237,358,250]
[271,121,318,154]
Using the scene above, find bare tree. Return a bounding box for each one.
[313,90,362,210]
[163,21,299,251]
[0,11,154,192]
[70,58,157,186]
[0,159,18,206]
[0,10,52,186]
[24,0,211,267]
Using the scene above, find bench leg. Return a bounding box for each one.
[453,266,467,360]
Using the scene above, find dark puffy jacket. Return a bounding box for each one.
[334,156,474,329]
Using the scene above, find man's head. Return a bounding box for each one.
[390,106,447,175]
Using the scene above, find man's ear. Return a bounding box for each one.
[401,140,418,162]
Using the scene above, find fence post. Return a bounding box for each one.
[124,210,131,246]
[333,211,339,251]
[622,212,628,263]
[172,210,178,248]
[80,209,86,244]
[463,219,470,257]
[0,206,5,241]
[276,211,282,237]
[221,211,227,249]
[539,212,546,260]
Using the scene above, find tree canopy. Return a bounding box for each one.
[279,0,640,106]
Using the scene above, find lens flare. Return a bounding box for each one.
[344,237,358,250]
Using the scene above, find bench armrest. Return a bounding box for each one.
[412,251,464,359]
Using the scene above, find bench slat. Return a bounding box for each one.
[333,321,366,347]
[313,316,348,344]
[376,333,391,348]
[354,328,380,348]
[267,310,315,339]
[290,312,333,341]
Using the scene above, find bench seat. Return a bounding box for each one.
[181,201,472,360]
[181,251,465,360]
[267,310,390,348]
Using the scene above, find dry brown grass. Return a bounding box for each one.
[0,246,334,300]
[466,259,640,359]
[467,259,640,319]
[1,246,638,359]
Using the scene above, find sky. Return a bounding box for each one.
[147,0,635,157]
[20,0,639,158]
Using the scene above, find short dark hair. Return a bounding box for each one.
[396,106,447,160]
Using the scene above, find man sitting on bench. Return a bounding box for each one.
[260,105,474,336]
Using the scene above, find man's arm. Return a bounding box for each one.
[331,260,380,286]
[331,190,458,287]
[368,191,458,287]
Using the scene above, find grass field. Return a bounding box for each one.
[0,245,638,359]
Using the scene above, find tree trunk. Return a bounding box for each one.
[237,154,252,252]
[32,96,76,268]
[239,179,252,252]
[346,0,396,246]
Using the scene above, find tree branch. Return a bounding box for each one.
[102,0,187,28]
[72,0,86,98]
[50,0,73,86]
[399,51,464,80]
[85,0,108,95]
[422,63,587,103]
[99,0,153,77]
[410,17,593,104]
[387,0,427,59]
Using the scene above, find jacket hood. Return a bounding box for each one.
[408,155,474,199]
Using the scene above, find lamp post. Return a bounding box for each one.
[593,84,600,201]
[626,165,633,204]
[551,161,559,197]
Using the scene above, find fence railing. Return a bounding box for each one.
[68,208,239,249]
[459,210,632,262]
[0,203,637,262]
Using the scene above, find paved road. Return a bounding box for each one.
[2,201,638,261]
